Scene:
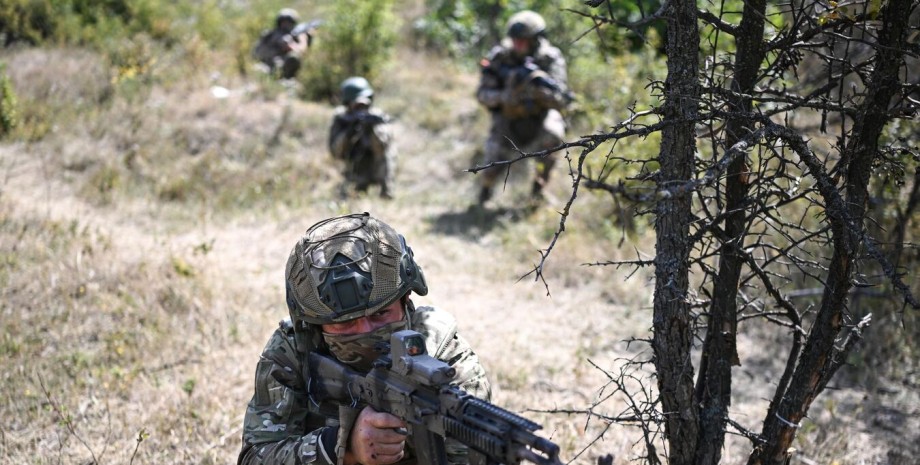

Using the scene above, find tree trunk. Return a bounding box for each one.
[748,1,913,464]
[695,1,767,464]
[652,1,700,464]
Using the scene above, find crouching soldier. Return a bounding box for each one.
[329,77,396,199]
[237,213,492,465]
[253,8,314,79]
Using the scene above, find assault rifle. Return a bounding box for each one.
[291,19,323,40]
[485,57,574,105]
[342,109,387,127]
[308,330,563,465]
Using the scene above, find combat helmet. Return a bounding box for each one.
[506,10,546,39]
[276,8,300,26]
[340,76,374,105]
[285,213,428,328]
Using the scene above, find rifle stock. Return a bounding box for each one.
[308,330,563,465]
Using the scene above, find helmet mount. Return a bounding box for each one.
[318,254,374,315]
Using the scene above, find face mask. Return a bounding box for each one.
[322,319,409,372]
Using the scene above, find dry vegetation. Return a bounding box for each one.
[1,17,917,465]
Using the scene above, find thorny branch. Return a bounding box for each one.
[37,373,100,465]
[476,0,919,461]
[533,355,663,465]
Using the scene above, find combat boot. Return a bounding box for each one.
[530,179,546,201]
[478,186,493,205]
[380,183,394,200]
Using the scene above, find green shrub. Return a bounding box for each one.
[0,0,253,51]
[411,0,504,58]
[299,0,399,101]
[411,0,665,60]
[0,0,56,46]
[0,64,17,138]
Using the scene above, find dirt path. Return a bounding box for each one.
[0,71,652,463]
[5,44,918,464]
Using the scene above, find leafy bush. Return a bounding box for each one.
[0,0,56,46]
[298,0,399,101]
[411,0,665,60]
[411,0,504,58]
[0,64,17,138]
[0,0,259,51]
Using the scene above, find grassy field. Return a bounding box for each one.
[1,6,918,465]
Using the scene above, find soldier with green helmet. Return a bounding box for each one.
[476,10,572,205]
[253,8,315,79]
[329,77,397,199]
[238,213,490,465]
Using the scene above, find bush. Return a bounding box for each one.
[0,0,256,51]
[0,64,17,138]
[298,0,399,101]
[0,0,56,46]
[411,0,664,60]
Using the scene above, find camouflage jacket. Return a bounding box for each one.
[328,106,393,163]
[238,305,491,465]
[253,28,308,63]
[476,37,570,119]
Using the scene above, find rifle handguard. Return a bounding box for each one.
[307,330,564,465]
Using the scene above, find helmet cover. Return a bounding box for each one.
[277,8,300,24]
[506,10,546,39]
[285,212,428,326]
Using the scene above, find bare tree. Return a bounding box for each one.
[476,0,920,463]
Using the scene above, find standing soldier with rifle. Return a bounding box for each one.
[253,8,317,80]
[329,77,396,199]
[237,213,562,465]
[475,10,573,205]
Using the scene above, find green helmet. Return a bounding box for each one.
[285,212,428,327]
[506,10,546,39]
[340,76,374,105]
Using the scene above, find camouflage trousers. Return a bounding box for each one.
[479,109,565,201]
[266,54,301,80]
[343,149,395,198]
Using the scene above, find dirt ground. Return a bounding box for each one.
[1,45,917,465]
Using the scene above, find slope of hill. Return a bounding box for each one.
[2,27,917,465]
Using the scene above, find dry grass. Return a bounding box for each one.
[1,39,917,465]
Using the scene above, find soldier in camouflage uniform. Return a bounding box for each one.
[253,8,313,79]
[476,10,572,205]
[238,213,491,465]
[329,77,397,199]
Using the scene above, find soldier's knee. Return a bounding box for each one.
[281,57,301,79]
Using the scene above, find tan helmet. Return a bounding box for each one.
[285,213,428,327]
[276,8,300,26]
[506,10,546,39]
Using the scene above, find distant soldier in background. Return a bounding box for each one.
[475,10,573,205]
[329,77,396,199]
[253,8,315,79]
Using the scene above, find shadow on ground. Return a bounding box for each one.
[426,204,534,240]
